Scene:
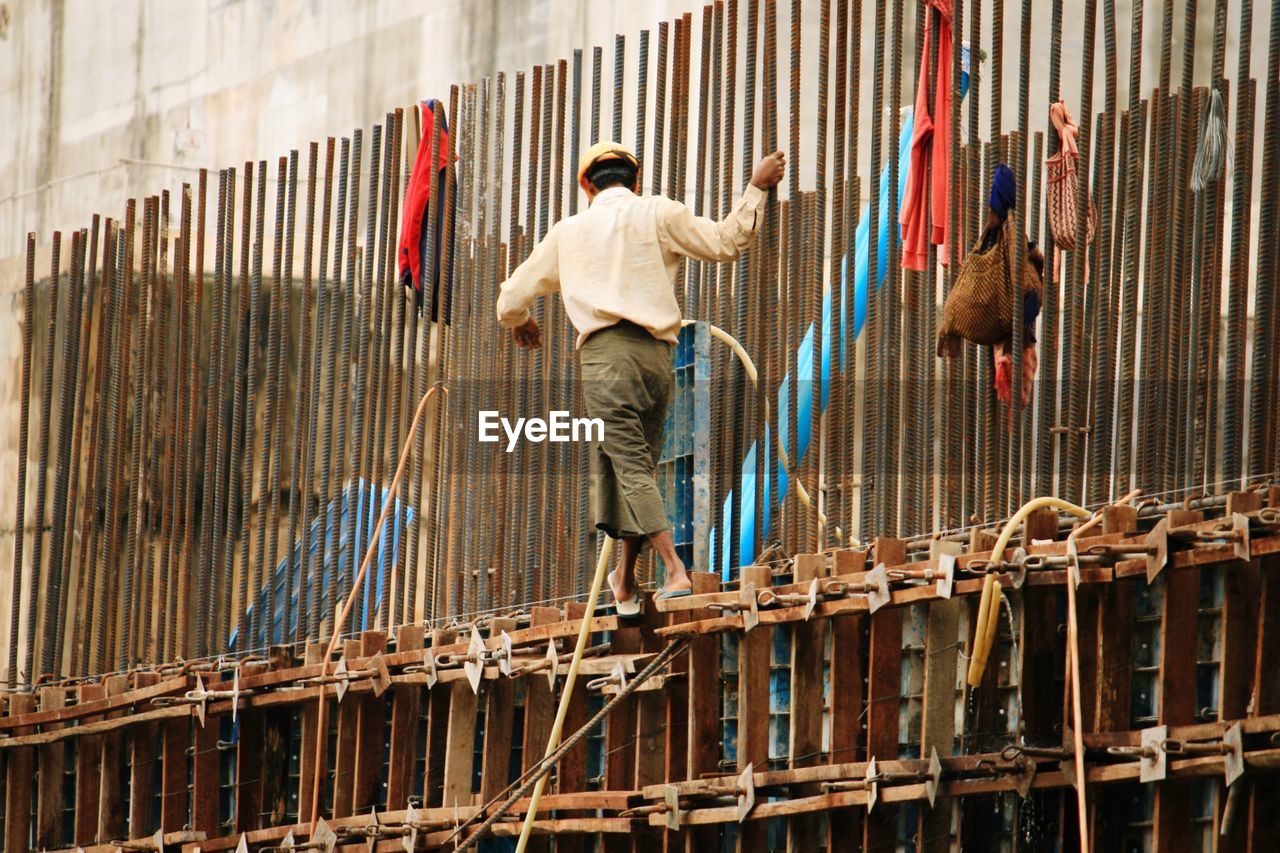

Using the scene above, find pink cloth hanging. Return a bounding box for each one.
[899,1,953,272]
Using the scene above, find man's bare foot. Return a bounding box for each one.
[608,569,636,603]
[659,568,692,596]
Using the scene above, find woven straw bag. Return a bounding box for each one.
[1046,100,1097,251]
[939,231,1041,348]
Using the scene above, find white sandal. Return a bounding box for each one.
[609,571,643,618]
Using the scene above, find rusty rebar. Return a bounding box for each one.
[9,232,37,684]
[288,142,319,642]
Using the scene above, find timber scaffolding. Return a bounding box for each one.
[4,0,1280,848]
[1,486,1280,850]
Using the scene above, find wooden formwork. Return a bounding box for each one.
[2,487,1279,851]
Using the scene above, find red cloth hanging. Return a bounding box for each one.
[899,1,953,272]
[397,99,454,320]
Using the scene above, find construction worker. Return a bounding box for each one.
[496,142,786,614]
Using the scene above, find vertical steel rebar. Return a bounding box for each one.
[288,142,319,643]
[46,229,85,675]
[90,219,121,673]
[239,163,267,647]
[1034,0,1063,497]
[67,216,101,675]
[317,139,352,637]
[10,233,37,684]
[1249,0,1280,477]
[651,30,667,199]
[383,113,407,627]
[862,0,886,539]
[125,199,159,665]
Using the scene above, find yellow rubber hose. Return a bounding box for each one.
[515,535,616,852]
[965,496,1091,687]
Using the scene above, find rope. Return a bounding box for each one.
[1191,85,1230,193]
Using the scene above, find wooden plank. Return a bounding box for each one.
[827,549,866,853]
[737,564,772,853]
[520,607,558,853]
[5,692,37,853]
[864,538,905,852]
[919,548,961,853]
[96,675,129,842]
[422,628,456,809]
[636,594,670,788]
[386,626,425,809]
[330,638,364,817]
[1090,508,1139,846]
[1013,507,1064,845]
[261,646,297,827]
[130,672,162,837]
[73,683,105,846]
[295,642,326,825]
[191,672,222,836]
[479,619,517,802]
[1021,508,1062,742]
[788,554,826,852]
[959,529,1003,845]
[351,631,388,815]
[442,652,479,809]
[633,594,668,853]
[36,686,67,850]
[234,664,267,832]
[558,600,593,834]
[684,572,721,853]
[1152,510,1202,853]
[159,711,188,831]
[1247,553,1280,849]
[0,675,190,730]
[603,601,640,805]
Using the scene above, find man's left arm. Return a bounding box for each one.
[656,151,785,262]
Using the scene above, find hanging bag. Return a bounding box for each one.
[1046,100,1096,251]
[937,226,1042,354]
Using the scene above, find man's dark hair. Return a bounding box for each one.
[587,160,638,190]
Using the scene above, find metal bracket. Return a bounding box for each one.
[263,820,336,853]
[863,564,892,612]
[936,553,956,599]
[1160,721,1245,787]
[885,556,956,599]
[925,746,943,807]
[1224,722,1245,787]
[498,631,514,676]
[978,753,1037,799]
[754,578,821,619]
[545,639,560,690]
[1145,518,1170,582]
[464,627,486,694]
[588,660,630,694]
[735,762,756,822]
[866,757,880,811]
[404,648,439,689]
[1230,512,1251,562]
[1108,725,1167,782]
[152,669,245,728]
[663,784,681,831]
[323,654,392,703]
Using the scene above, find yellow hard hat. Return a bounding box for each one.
[577,141,639,186]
